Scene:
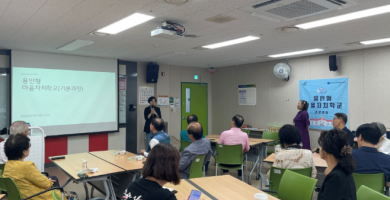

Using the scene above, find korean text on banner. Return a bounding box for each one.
[299,78,348,130]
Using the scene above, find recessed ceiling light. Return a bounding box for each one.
[57,40,94,51]
[360,38,390,45]
[296,4,390,29]
[268,48,324,58]
[202,36,260,49]
[96,13,155,35]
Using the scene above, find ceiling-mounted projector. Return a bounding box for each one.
[151,21,185,40]
[151,29,183,40]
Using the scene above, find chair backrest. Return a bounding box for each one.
[0,165,7,193]
[0,177,23,200]
[180,140,192,152]
[353,173,385,194]
[262,131,279,154]
[357,185,390,200]
[0,169,5,193]
[216,144,243,165]
[269,166,312,194]
[52,190,61,200]
[0,164,5,175]
[278,170,318,200]
[241,129,250,136]
[189,154,206,179]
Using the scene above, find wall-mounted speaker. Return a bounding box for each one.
[329,55,338,71]
[146,62,159,83]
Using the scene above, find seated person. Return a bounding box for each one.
[126,143,180,200]
[179,122,213,179]
[312,113,353,153]
[0,121,29,164]
[333,113,354,147]
[3,134,63,200]
[372,122,390,155]
[271,124,316,178]
[139,118,170,157]
[180,115,205,142]
[218,114,250,180]
[317,129,357,200]
[352,123,390,187]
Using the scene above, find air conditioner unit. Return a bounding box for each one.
[241,0,356,22]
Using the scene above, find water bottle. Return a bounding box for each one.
[82,159,87,172]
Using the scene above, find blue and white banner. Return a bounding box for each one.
[299,78,348,130]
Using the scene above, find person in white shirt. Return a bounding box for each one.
[372,122,390,155]
[271,124,317,178]
[0,121,29,164]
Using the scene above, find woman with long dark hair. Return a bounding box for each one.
[317,129,356,200]
[294,100,311,149]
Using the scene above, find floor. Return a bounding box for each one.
[42,156,319,200]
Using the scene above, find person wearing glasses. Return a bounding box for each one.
[312,113,353,153]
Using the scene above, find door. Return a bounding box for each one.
[181,83,208,136]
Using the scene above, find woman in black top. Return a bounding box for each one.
[318,129,357,200]
[144,96,161,149]
[125,143,180,200]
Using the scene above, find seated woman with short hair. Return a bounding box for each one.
[125,143,181,200]
[3,134,63,200]
[271,124,317,178]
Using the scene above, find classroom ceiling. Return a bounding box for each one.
[1,0,390,68]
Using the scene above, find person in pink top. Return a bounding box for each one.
[218,115,250,179]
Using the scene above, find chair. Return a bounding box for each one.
[241,129,251,136]
[357,185,390,200]
[266,166,312,197]
[189,154,206,179]
[353,173,385,194]
[180,140,192,152]
[0,164,6,194]
[262,131,279,155]
[263,170,317,200]
[0,177,64,200]
[215,144,246,181]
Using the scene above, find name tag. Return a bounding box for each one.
[196,158,200,162]
[274,169,281,174]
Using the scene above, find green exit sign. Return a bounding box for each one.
[194,75,198,80]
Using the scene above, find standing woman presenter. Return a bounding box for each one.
[294,100,311,150]
[144,96,161,149]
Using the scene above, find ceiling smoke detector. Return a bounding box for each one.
[165,0,188,5]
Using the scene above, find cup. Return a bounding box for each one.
[254,193,268,200]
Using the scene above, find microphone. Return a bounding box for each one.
[151,105,155,109]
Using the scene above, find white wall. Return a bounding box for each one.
[212,45,390,149]
[137,62,212,150]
